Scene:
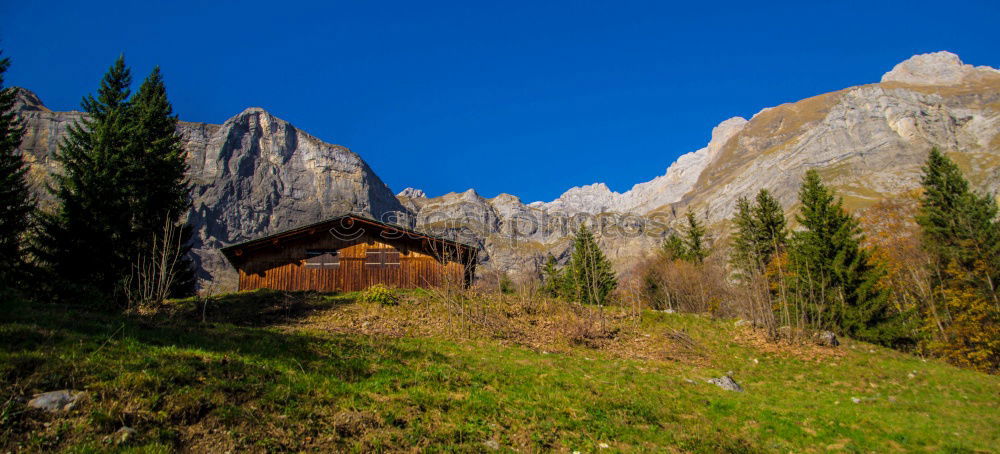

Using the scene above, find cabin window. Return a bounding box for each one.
[304,250,339,268]
[366,248,401,267]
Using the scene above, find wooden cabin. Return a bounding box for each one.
[220,214,477,292]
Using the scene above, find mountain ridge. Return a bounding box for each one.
[13,50,1000,285]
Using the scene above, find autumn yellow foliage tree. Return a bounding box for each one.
[931,261,1000,370]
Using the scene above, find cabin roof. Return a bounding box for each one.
[219,213,477,265]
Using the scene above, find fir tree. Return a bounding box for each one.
[661,232,685,261]
[660,212,710,264]
[789,170,906,346]
[916,148,999,299]
[39,58,196,302]
[128,67,195,297]
[730,196,757,275]
[498,272,514,294]
[731,189,787,277]
[568,225,617,305]
[753,189,787,260]
[129,67,189,234]
[39,56,135,301]
[0,52,34,286]
[916,149,999,371]
[681,211,708,264]
[540,254,565,298]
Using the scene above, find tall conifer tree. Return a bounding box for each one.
[917,148,1000,298]
[568,225,617,305]
[0,52,34,287]
[661,232,685,261]
[40,57,195,302]
[753,189,787,260]
[789,170,905,345]
[916,149,999,371]
[540,254,567,298]
[129,67,189,236]
[129,67,195,297]
[681,211,708,264]
[39,56,135,300]
[730,196,757,273]
[731,189,787,277]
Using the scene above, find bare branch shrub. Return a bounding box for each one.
[630,251,736,316]
[123,216,186,311]
[421,240,516,338]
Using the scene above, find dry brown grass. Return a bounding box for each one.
[878,77,1000,101]
[285,290,716,365]
[732,325,848,362]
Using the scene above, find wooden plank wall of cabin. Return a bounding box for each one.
[236,238,467,292]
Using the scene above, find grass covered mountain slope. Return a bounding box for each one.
[2,291,997,452]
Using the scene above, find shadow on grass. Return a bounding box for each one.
[1,294,445,389]
[160,289,356,327]
[0,295,455,451]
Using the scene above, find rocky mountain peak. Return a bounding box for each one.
[236,106,269,116]
[881,51,1000,85]
[226,107,284,130]
[397,187,426,198]
[706,117,749,160]
[541,182,618,214]
[460,188,482,200]
[11,87,51,112]
[489,193,523,205]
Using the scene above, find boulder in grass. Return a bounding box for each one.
[815,331,840,347]
[707,375,743,392]
[26,390,85,412]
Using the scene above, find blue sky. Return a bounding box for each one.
[2,1,998,202]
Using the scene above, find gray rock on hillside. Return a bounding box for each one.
[27,390,85,412]
[114,426,137,445]
[707,375,743,392]
[815,331,840,347]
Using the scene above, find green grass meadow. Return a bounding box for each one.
[1,292,997,452]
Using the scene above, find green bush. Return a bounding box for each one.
[359,284,398,305]
[499,273,514,294]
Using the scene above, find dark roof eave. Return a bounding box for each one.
[219,213,476,264]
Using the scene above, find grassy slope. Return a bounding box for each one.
[1,292,998,453]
